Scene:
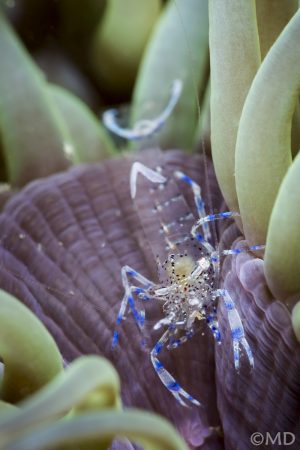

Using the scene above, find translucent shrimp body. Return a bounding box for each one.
[113,163,264,407]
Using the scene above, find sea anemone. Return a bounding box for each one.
[0,1,300,449]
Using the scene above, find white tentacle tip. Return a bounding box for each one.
[102,79,183,141]
[130,162,167,199]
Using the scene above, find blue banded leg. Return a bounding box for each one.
[112,266,155,348]
[167,330,195,350]
[193,233,216,260]
[210,244,265,269]
[213,289,254,370]
[127,287,147,329]
[191,211,240,240]
[206,312,221,343]
[121,265,155,290]
[174,171,211,241]
[129,285,156,326]
[127,286,154,350]
[153,313,175,331]
[220,244,265,257]
[151,330,201,407]
[188,231,219,278]
[190,212,240,259]
[112,291,144,348]
[191,211,257,270]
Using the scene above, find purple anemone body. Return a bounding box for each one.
[0,150,299,449]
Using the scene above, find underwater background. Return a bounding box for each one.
[0,1,300,449]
